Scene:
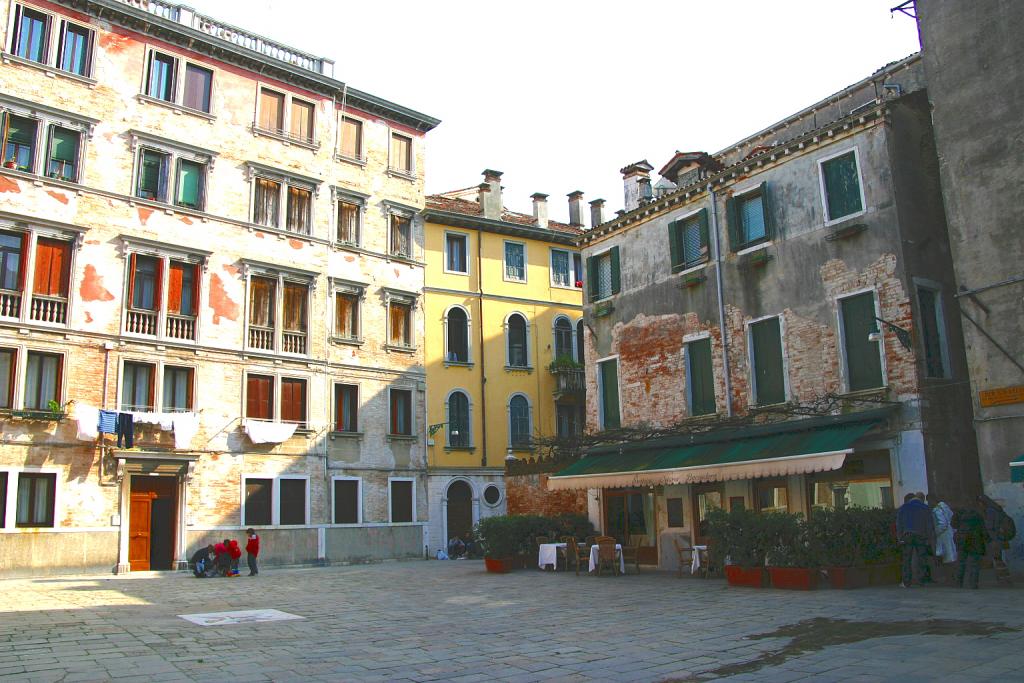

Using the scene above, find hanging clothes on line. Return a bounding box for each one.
[116,413,135,448]
[98,410,118,435]
[71,403,99,441]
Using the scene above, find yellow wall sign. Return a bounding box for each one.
[979,385,1024,408]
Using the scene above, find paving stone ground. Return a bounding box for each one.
[0,561,1021,682]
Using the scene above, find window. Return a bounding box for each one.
[726,183,772,251]
[175,159,204,209]
[749,317,786,405]
[280,377,307,427]
[840,292,884,391]
[146,51,176,102]
[16,472,55,527]
[553,317,573,360]
[0,229,75,325]
[0,232,23,292]
[141,50,213,113]
[575,320,585,364]
[243,478,271,525]
[598,358,620,429]
[917,285,950,379]
[389,388,412,436]
[3,114,37,172]
[0,348,14,409]
[246,268,312,354]
[124,248,202,340]
[337,200,360,245]
[550,248,582,288]
[506,313,528,368]
[686,337,716,416]
[389,132,412,175]
[667,498,685,528]
[253,178,280,227]
[162,366,193,412]
[483,485,501,506]
[386,291,416,349]
[178,63,212,112]
[338,116,363,161]
[11,5,49,63]
[57,21,92,77]
[669,209,710,271]
[255,88,316,145]
[445,307,469,363]
[586,247,620,302]
[246,374,273,421]
[286,186,312,234]
[334,383,358,432]
[556,403,583,438]
[390,213,411,257]
[820,149,864,222]
[24,351,61,410]
[132,133,213,209]
[334,290,360,341]
[279,478,306,525]
[445,233,468,274]
[248,165,319,234]
[245,374,307,425]
[46,126,80,181]
[447,390,470,448]
[755,480,789,513]
[136,149,167,201]
[504,241,526,282]
[121,361,155,411]
[0,472,6,527]
[333,478,360,524]
[509,394,531,448]
[389,478,414,523]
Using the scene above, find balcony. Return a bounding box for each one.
[249,325,274,351]
[0,289,22,319]
[550,365,585,401]
[282,330,307,355]
[165,313,196,341]
[30,294,68,325]
[126,309,158,336]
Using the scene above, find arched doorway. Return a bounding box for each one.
[446,480,473,547]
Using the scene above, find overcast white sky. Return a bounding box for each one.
[184,0,921,223]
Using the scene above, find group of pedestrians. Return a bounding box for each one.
[189,528,261,578]
[896,491,1015,589]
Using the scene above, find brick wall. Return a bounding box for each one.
[506,473,587,517]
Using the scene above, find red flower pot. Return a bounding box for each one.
[827,566,869,589]
[725,565,769,588]
[484,557,514,574]
[868,563,900,586]
[769,566,820,590]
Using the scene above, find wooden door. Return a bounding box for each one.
[692,484,725,546]
[128,493,154,571]
[446,480,473,546]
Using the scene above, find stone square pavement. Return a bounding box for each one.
[0,560,1021,682]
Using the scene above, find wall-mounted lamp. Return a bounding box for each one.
[505,448,516,462]
[868,317,912,351]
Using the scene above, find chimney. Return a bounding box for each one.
[567,191,584,227]
[476,182,490,209]
[531,193,549,229]
[481,169,503,219]
[589,198,605,228]
[620,160,654,212]
[639,177,653,203]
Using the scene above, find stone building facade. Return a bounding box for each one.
[421,173,584,556]
[554,54,981,571]
[0,0,438,575]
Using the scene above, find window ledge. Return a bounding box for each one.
[333,240,362,252]
[387,253,421,265]
[505,365,533,373]
[444,360,473,368]
[335,153,367,167]
[250,124,320,151]
[245,222,316,244]
[387,434,417,442]
[444,446,476,452]
[329,430,363,440]
[386,168,418,182]
[443,269,470,276]
[824,208,867,229]
[331,336,364,347]
[503,277,527,285]
[386,344,417,354]
[136,94,216,121]
[1,52,97,87]
[509,445,534,453]
[551,282,584,291]
[837,386,890,400]
[673,260,710,277]
[749,399,790,410]
[735,240,772,256]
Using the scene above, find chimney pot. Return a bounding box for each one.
[567,190,584,227]
[531,193,549,229]
[588,198,606,229]
[620,160,654,212]
[481,169,503,219]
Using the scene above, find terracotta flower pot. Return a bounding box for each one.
[3,161,16,169]
[724,564,769,588]
[868,563,901,586]
[484,557,514,574]
[827,566,869,589]
[769,566,819,590]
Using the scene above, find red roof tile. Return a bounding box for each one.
[425,194,583,236]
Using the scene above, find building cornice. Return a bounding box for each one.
[422,209,580,246]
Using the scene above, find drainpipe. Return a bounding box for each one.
[477,231,488,467]
[708,185,733,417]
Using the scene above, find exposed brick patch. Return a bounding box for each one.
[98,32,135,52]
[506,473,587,517]
[208,273,240,323]
[46,190,68,204]
[84,311,93,323]
[179,216,193,225]
[254,231,265,239]
[137,207,153,225]
[288,239,303,250]
[0,176,20,193]
[79,264,114,302]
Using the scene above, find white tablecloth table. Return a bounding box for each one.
[691,545,708,575]
[588,543,624,573]
[537,543,566,570]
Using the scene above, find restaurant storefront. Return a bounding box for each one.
[549,408,904,572]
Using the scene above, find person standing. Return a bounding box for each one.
[245,528,260,577]
[927,493,958,582]
[897,492,935,587]
[953,502,989,589]
[228,538,242,576]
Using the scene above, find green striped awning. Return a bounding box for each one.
[1011,454,1024,483]
[548,409,890,491]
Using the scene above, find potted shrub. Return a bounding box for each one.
[766,512,821,590]
[707,508,769,588]
[808,508,869,589]
[856,508,900,585]
[475,516,518,573]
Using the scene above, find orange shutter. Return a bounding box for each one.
[153,258,163,310]
[167,262,184,314]
[127,253,137,307]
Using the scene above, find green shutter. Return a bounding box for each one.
[688,338,716,416]
[610,246,620,294]
[668,220,682,273]
[586,255,597,302]
[176,160,202,208]
[49,128,77,162]
[138,150,161,198]
[822,152,863,220]
[698,208,710,259]
[759,181,775,239]
[600,359,620,429]
[841,293,884,390]
[6,116,35,145]
[751,318,785,405]
[725,194,740,252]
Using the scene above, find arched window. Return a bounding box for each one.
[575,319,585,363]
[509,394,531,447]
[446,307,469,362]
[553,317,573,360]
[506,313,528,368]
[447,390,470,448]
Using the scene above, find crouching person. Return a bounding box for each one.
[190,544,215,578]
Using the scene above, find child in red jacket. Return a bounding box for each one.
[227,538,242,576]
[245,528,260,577]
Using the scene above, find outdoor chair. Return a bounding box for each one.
[535,535,549,547]
[556,536,575,571]
[621,534,643,574]
[584,535,597,546]
[673,537,697,578]
[595,536,620,576]
[562,537,588,575]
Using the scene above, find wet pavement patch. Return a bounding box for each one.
[671,617,1018,680]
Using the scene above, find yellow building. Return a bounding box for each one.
[422,171,585,555]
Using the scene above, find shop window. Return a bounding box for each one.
[667,498,684,528]
[755,480,789,513]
